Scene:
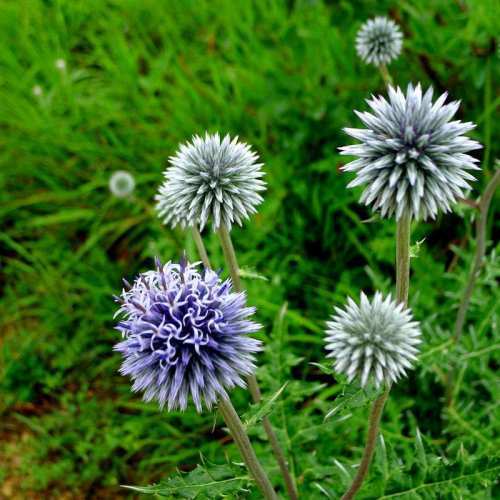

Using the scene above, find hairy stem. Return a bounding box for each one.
[341,387,390,500]
[218,397,277,499]
[191,226,211,269]
[341,214,411,499]
[396,214,411,307]
[379,64,393,86]
[446,168,500,405]
[217,224,299,500]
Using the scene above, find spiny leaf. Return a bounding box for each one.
[243,382,288,429]
[122,462,250,499]
[379,455,500,499]
[324,384,381,421]
[238,267,269,281]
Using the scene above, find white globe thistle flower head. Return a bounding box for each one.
[55,58,66,71]
[109,170,136,198]
[155,133,266,231]
[356,16,403,66]
[340,83,482,220]
[325,292,421,388]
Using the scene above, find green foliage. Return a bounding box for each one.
[0,0,498,498]
[124,462,251,499]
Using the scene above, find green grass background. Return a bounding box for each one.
[1,0,498,498]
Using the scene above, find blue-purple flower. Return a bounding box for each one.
[114,258,262,412]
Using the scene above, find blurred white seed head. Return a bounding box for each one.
[109,171,135,198]
[55,58,66,71]
[340,83,482,220]
[325,292,421,388]
[32,85,43,96]
[155,132,266,230]
[356,16,403,66]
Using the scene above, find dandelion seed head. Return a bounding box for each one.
[340,83,482,220]
[109,171,135,198]
[32,85,43,97]
[155,133,266,230]
[356,16,403,66]
[325,292,421,388]
[114,258,262,411]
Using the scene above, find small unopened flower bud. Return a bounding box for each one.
[356,17,403,66]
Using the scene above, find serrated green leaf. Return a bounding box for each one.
[122,463,250,499]
[324,384,381,421]
[238,267,269,281]
[243,382,288,429]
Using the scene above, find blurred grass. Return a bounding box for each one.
[0,0,498,498]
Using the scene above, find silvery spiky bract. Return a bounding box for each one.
[356,16,403,66]
[155,133,266,230]
[109,170,135,198]
[114,258,262,412]
[325,292,421,388]
[340,84,482,220]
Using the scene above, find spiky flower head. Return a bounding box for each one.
[155,133,266,230]
[325,292,421,388]
[109,170,135,198]
[113,257,262,411]
[356,16,403,66]
[340,84,482,220]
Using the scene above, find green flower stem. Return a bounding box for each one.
[191,226,211,269]
[341,214,411,500]
[217,224,299,500]
[453,168,500,344]
[379,64,393,86]
[341,387,390,500]
[446,167,500,406]
[396,213,412,307]
[218,397,277,500]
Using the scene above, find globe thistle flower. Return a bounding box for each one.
[113,257,262,411]
[155,133,266,230]
[109,170,135,198]
[55,58,66,71]
[32,85,43,97]
[340,84,482,220]
[356,16,403,66]
[325,292,421,387]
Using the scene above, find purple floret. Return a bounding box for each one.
[113,257,262,412]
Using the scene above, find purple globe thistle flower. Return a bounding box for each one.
[113,257,262,412]
[155,133,266,230]
[356,17,403,66]
[325,292,421,387]
[340,84,482,220]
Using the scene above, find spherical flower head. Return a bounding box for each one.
[109,170,135,198]
[55,58,66,71]
[155,133,266,230]
[340,84,482,220]
[325,292,421,388]
[356,16,403,66]
[113,257,262,411]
